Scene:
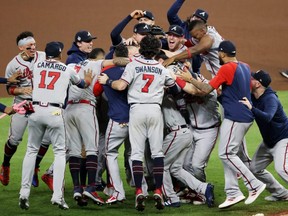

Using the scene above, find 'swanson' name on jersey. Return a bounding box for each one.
[135,66,162,75]
[37,62,66,71]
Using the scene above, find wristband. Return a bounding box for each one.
[175,77,187,89]
[106,78,114,87]
[187,49,192,58]
[85,80,91,87]
[9,86,17,95]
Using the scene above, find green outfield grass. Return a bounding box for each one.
[0,92,288,216]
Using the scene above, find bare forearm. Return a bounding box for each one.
[189,78,213,94]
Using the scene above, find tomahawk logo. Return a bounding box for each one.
[171,26,177,31]
[199,12,206,17]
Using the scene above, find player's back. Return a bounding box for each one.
[68,59,102,103]
[123,56,174,105]
[32,59,78,104]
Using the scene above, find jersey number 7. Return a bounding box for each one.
[141,74,154,93]
[38,70,61,90]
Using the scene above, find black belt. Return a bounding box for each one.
[33,101,62,108]
[167,124,188,133]
[193,122,221,130]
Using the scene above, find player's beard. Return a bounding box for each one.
[219,56,224,65]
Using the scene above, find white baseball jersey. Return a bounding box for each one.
[68,59,103,103]
[32,59,82,104]
[190,26,223,76]
[5,51,46,101]
[121,56,175,104]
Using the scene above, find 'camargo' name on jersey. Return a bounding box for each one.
[135,66,162,75]
[37,62,66,71]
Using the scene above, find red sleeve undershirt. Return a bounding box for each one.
[209,62,237,89]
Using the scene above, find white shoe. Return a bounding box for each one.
[218,195,245,209]
[245,184,266,205]
[103,185,115,196]
[51,198,69,210]
[265,195,288,202]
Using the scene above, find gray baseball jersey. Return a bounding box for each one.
[161,94,208,204]
[190,26,223,76]
[20,59,82,203]
[65,59,102,158]
[4,51,46,146]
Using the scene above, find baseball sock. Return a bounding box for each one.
[35,144,50,169]
[3,141,17,167]
[80,158,87,187]
[132,160,143,189]
[153,157,164,190]
[69,156,81,187]
[86,155,97,187]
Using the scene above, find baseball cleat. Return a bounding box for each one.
[245,184,266,205]
[193,194,206,205]
[204,183,215,207]
[218,195,245,209]
[41,173,53,191]
[153,189,165,210]
[265,195,288,202]
[51,198,69,210]
[74,193,88,207]
[0,165,10,186]
[32,168,39,187]
[83,187,104,205]
[106,195,125,204]
[19,198,29,210]
[164,200,180,207]
[103,184,115,197]
[135,193,145,211]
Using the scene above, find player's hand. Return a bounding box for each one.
[177,69,193,82]
[84,68,94,86]
[4,106,15,115]
[20,86,33,95]
[124,37,138,46]
[239,97,252,110]
[98,73,109,84]
[7,70,21,84]
[162,57,176,67]
[130,10,143,19]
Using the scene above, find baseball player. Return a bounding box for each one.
[167,0,209,73]
[163,19,223,77]
[0,31,48,186]
[174,40,266,209]
[19,41,93,210]
[240,70,288,201]
[65,52,106,206]
[100,44,130,204]
[160,90,215,208]
[98,35,177,211]
[39,30,98,191]
[180,74,221,205]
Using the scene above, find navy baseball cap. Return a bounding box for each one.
[193,9,209,23]
[137,10,155,21]
[252,70,271,87]
[45,41,64,58]
[75,30,97,43]
[166,25,184,37]
[133,23,152,34]
[218,40,236,55]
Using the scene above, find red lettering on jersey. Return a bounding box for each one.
[141,74,154,93]
[74,65,81,73]
[38,70,61,90]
